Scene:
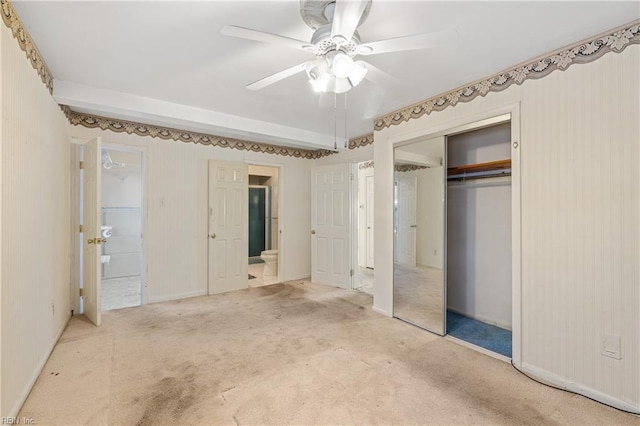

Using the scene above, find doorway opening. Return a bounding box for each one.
[100,147,144,311]
[248,165,279,288]
[445,122,512,358]
[353,160,374,295]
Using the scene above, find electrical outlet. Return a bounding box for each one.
[601,334,622,360]
[159,196,166,207]
[51,302,55,316]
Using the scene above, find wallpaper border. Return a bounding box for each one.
[1,0,53,94]
[375,20,640,130]
[61,107,336,159]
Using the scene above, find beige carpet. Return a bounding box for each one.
[20,281,638,425]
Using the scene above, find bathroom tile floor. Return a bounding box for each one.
[102,276,141,311]
[248,262,278,288]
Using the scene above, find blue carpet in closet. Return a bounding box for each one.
[447,311,512,358]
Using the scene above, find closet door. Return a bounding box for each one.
[393,136,446,335]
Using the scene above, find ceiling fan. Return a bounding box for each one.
[221,0,458,94]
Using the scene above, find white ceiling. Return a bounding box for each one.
[13,1,640,151]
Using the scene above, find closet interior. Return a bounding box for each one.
[446,122,512,357]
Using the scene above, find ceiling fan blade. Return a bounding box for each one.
[358,29,459,56]
[247,62,308,91]
[221,25,310,51]
[362,61,401,88]
[331,0,369,43]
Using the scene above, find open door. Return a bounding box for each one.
[82,137,102,326]
[311,164,351,289]
[208,160,248,294]
[395,175,417,267]
[365,174,375,268]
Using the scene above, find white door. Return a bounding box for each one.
[82,137,102,326]
[311,164,351,289]
[208,160,248,294]
[396,175,417,267]
[365,174,375,268]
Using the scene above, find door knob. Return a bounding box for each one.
[209,233,216,239]
[311,230,316,235]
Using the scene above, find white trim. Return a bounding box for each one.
[372,306,392,317]
[444,335,511,363]
[388,111,512,146]
[349,163,359,290]
[385,103,522,366]
[147,289,208,304]
[284,274,311,282]
[520,363,640,414]
[8,315,70,417]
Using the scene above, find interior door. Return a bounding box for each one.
[396,175,417,267]
[311,164,351,289]
[365,174,375,268]
[208,160,248,294]
[82,137,102,326]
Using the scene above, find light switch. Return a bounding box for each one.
[159,196,166,208]
[601,334,621,360]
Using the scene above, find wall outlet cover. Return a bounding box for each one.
[601,334,622,360]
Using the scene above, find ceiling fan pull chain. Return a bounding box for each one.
[344,93,348,149]
[334,92,338,150]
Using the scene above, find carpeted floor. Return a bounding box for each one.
[447,311,512,357]
[19,281,638,425]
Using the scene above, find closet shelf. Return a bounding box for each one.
[447,159,511,181]
[447,159,511,176]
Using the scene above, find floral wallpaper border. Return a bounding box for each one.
[62,107,336,159]
[375,20,640,130]
[1,0,53,94]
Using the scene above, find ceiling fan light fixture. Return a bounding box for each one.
[348,60,368,86]
[331,52,353,78]
[305,58,329,81]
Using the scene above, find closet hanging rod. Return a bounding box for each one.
[447,169,511,181]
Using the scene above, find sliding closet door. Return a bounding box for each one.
[393,136,446,335]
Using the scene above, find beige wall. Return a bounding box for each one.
[1,24,71,416]
[70,126,312,304]
[374,45,640,411]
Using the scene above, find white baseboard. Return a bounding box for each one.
[283,274,311,282]
[8,314,71,417]
[147,289,208,304]
[372,305,392,317]
[520,362,640,414]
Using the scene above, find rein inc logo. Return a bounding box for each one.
[1,418,34,425]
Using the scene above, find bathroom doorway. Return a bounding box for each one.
[248,165,279,287]
[100,147,144,310]
[353,160,374,295]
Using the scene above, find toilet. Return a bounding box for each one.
[260,249,278,282]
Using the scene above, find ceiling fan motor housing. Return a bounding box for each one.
[300,0,372,30]
[311,24,361,57]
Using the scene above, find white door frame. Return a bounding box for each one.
[386,104,522,367]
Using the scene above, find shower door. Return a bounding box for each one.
[248,187,266,257]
